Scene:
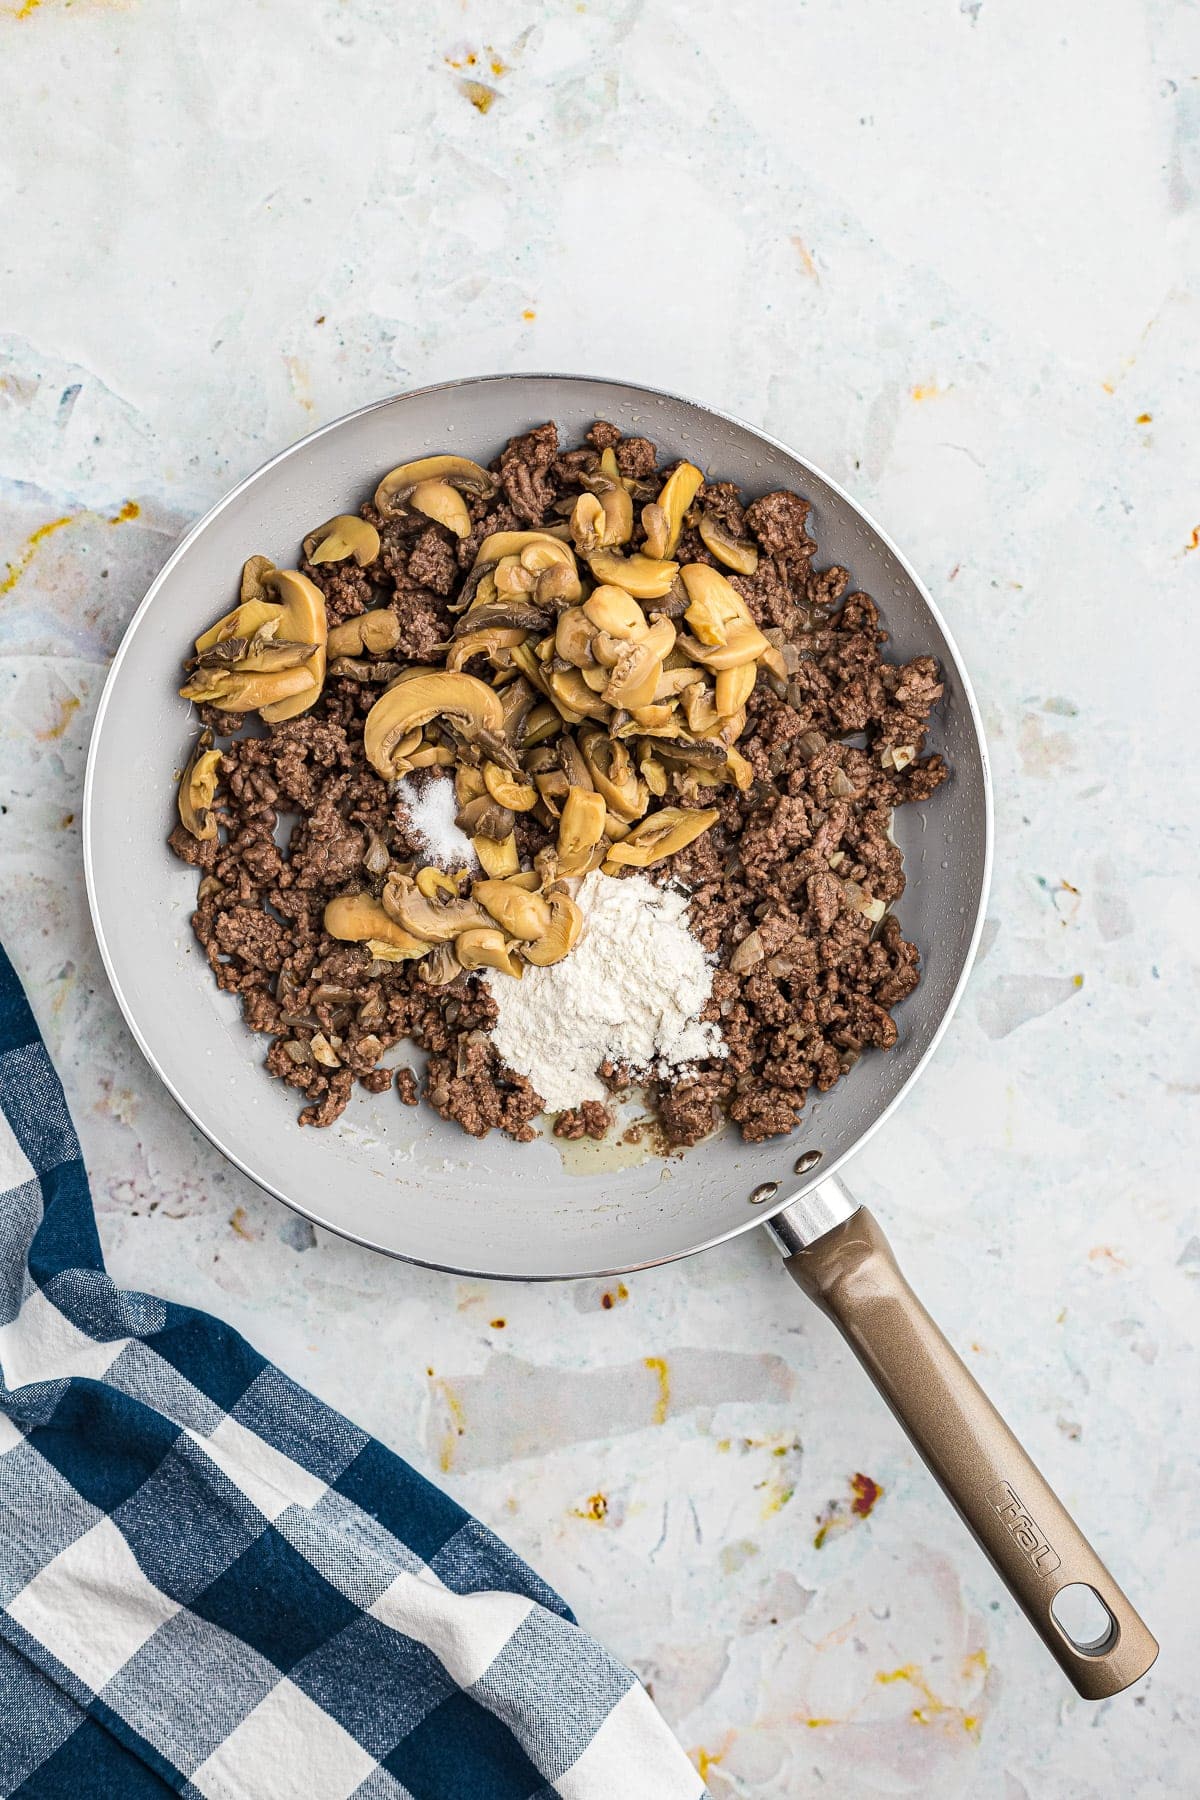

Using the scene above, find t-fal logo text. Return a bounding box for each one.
[990,1482,1061,1575]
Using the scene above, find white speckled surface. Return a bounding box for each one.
[2,1,1197,1793]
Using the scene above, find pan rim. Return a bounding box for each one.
[83,371,994,1281]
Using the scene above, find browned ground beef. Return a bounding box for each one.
[171,422,947,1144]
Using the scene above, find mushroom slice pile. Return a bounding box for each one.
[181,562,329,722]
[375,456,498,540]
[363,671,504,779]
[183,444,793,985]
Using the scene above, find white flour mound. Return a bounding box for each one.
[485,869,726,1112]
[396,772,476,870]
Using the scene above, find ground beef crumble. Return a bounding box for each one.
[172,421,948,1145]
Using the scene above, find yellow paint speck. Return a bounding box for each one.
[1183,525,1200,555]
[1,515,74,595]
[910,382,942,402]
[1072,972,1084,988]
[459,78,498,113]
[571,1492,608,1522]
[644,1356,670,1425]
[229,1206,254,1241]
[522,308,537,322]
[1136,412,1152,424]
[431,1375,466,1472]
[35,692,80,741]
[789,234,820,282]
[1102,380,1116,394]
[1,499,139,595]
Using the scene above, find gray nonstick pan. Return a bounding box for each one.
[83,373,1157,1699]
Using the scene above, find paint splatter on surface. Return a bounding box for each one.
[813,1472,884,1547]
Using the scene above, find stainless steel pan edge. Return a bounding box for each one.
[83,372,993,1280]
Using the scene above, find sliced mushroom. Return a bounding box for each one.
[375,455,497,518]
[483,760,537,811]
[493,553,537,597]
[255,569,328,722]
[363,671,503,778]
[178,733,223,840]
[599,482,633,546]
[627,702,676,730]
[474,527,573,566]
[303,515,381,567]
[698,511,759,574]
[676,565,768,671]
[454,927,523,979]
[522,891,583,966]
[381,872,492,942]
[557,733,593,790]
[715,661,757,717]
[419,942,465,986]
[409,479,473,538]
[583,584,648,640]
[522,701,562,747]
[455,763,487,808]
[570,491,606,556]
[641,502,669,561]
[472,878,551,940]
[179,664,318,713]
[657,736,727,768]
[654,462,704,557]
[416,866,463,900]
[518,537,582,599]
[724,744,754,791]
[601,616,675,711]
[327,609,401,658]
[555,606,598,667]
[452,602,546,637]
[534,768,570,814]
[496,674,538,747]
[193,596,283,658]
[680,562,750,645]
[602,639,662,711]
[677,622,768,672]
[546,666,610,724]
[232,636,318,673]
[558,785,607,874]
[586,550,679,600]
[240,555,276,605]
[324,893,432,957]
[450,559,498,616]
[603,805,721,868]
[328,657,404,683]
[456,793,516,839]
[654,664,705,700]
[577,727,647,822]
[638,744,668,797]
[535,561,580,606]
[473,831,520,877]
[445,626,528,672]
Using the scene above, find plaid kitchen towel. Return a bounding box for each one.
[0,942,705,1800]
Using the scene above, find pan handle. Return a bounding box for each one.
[769,1183,1157,1700]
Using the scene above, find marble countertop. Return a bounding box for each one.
[2,1,1197,1793]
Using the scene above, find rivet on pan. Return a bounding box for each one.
[794,1150,822,1175]
[748,1182,779,1206]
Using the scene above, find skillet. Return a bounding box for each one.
[83,373,1156,1699]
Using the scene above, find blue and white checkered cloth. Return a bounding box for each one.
[0,942,705,1799]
